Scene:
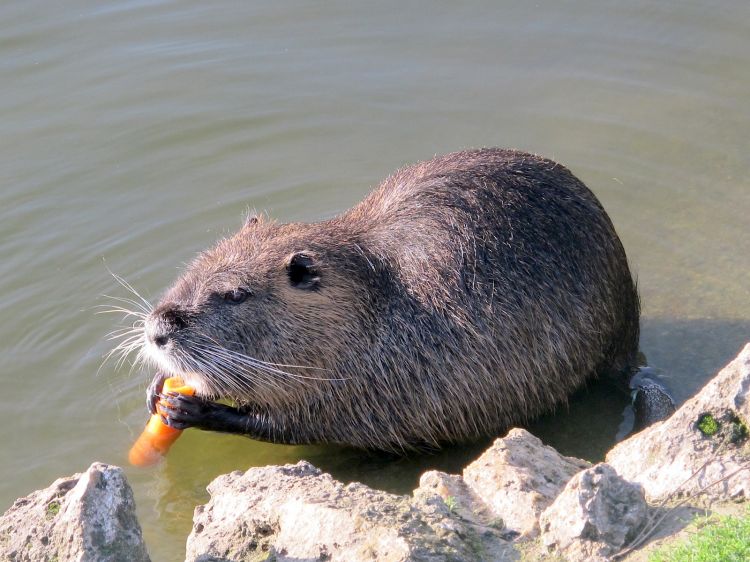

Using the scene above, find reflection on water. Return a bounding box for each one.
[1,0,749,560]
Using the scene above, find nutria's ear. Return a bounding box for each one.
[243,207,269,229]
[242,214,259,229]
[286,252,320,290]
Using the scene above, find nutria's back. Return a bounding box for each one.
[142,148,639,451]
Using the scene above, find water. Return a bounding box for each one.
[1,1,748,559]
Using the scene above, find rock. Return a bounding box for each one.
[606,343,750,502]
[415,470,500,531]
[461,428,590,538]
[540,463,647,561]
[0,462,150,562]
[186,461,512,562]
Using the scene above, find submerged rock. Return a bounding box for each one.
[0,462,150,562]
[607,343,750,502]
[540,463,647,561]
[186,461,512,562]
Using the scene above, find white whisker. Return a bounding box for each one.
[194,332,341,378]
[105,267,153,314]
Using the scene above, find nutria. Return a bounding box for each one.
[136,148,641,451]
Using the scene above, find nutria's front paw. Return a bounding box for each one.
[158,392,242,432]
[146,372,169,414]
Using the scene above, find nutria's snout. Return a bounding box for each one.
[145,303,188,349]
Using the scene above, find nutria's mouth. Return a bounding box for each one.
[142,336,216,397]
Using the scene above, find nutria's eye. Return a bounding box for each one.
[222,288,250,304]
[287,252,320,290]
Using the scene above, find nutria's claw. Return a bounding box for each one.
[158,392,203,430]
[146,372,169,414]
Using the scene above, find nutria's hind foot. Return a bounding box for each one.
[631,382,676,433]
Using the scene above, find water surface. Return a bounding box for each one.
[1,1,749,560]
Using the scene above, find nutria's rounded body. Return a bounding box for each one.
[142,148,639,451]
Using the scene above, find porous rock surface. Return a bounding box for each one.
[540,463,647,561]
[606,343,750,502]
[417,428,589,540]
[185,461,513,562]
[461,428,590,538]
[0,462,150,562]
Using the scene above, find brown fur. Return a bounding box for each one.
[142,148,639,451]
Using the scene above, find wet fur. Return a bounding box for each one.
[143,148,639,451]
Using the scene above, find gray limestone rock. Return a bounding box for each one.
[185,460,512,562]
[461,428,590,538]
[540,463,647,561]
[0,462,150,562]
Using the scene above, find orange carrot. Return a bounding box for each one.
[128,377,195,467]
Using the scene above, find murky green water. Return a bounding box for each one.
[1,1,749,559]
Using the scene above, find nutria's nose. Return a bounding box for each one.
[147,304,187,348]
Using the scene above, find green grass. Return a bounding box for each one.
[649,510,750,562]
[443,495,457,513]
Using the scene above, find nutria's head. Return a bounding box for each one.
[142,216,367,405]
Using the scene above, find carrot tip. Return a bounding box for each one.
[128,439,165,467]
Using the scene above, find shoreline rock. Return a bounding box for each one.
[421,428,590,539]
[185,461,513,562]
[0,462,150,562]
[540,463,648,561]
